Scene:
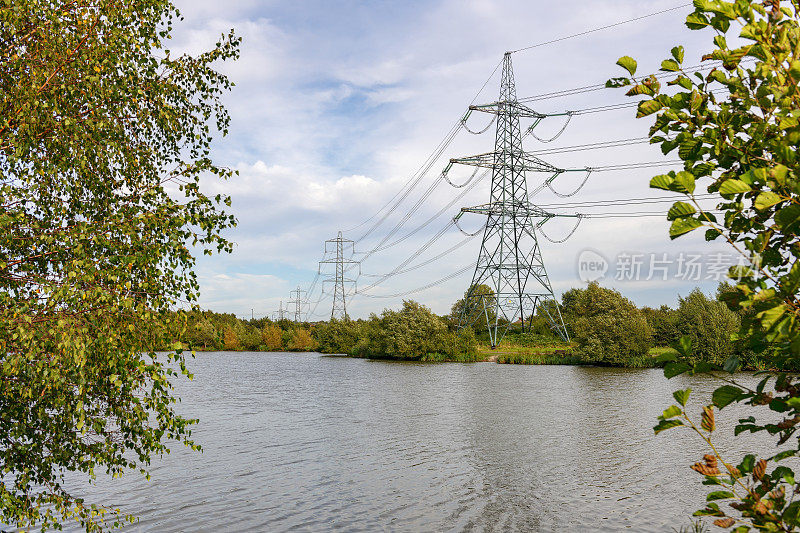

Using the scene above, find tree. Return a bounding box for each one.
[188,318,219,350]
[675,288,740,365]
[287,327,315,351]
[0,2,238,530]
[449,284,496,331]
[560,282,652,365]
[313,318,361,354]
[261,323,284,351]
[610,1,800,529]
[641,305,680,346]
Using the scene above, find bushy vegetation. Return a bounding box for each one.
[321,301,479,362]
[179,311,316,352]
[674,288,741,366]
[560,282,653,365]
[641,305,680,346]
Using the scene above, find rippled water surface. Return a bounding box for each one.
[60,352,780,532]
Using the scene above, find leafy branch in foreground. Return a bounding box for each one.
[0,1,238,530]
[610,0,800,530]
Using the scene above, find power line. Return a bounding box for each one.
[517,61,741,103]
[345,58,504,239]
[539,193,716,209]
[509,3,692,54]
[357,265,474,299]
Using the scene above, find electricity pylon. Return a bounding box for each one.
[272,301,286,321]
[288,287,306,322]
[319,231,359,320]
[451,52,580,348]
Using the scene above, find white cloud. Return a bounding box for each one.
[171,0,726,318]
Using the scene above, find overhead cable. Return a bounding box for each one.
[509,3,692,54]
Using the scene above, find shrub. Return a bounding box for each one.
[641,305,680,347]
[287,328,316,351]
[314,319,362,354]
[261,323,284,351]
[223,326,240,351]
[561,282,652,365]
[674,288,740,366]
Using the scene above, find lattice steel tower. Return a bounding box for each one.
[319,231,359,320]
[451,52,578,347]
[288,287,306,323]
[272,301,286,321]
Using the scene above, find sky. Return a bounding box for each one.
[168,0,739,320]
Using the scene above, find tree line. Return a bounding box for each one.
[173,280,759,370]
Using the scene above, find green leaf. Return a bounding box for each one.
[650,173,675,191]
[660,59,680,72]
[718,179,751,195]
[705,228,721,241]
[775,205,800,232]
[739,454,755,473]
[671,45,685,64]
[654,418,684,434]
[662,405,682,419]
[712,385,744,409]
[637,99,663,118]
[789,60,800,80]
[667,201,696,220]
[670,217,704,239]
[723,355,740,373]
[779,115,799,130]
[664,361,691,378]
[783,501,800,523]
[706,490,735,501]
[673,388,691,406]
[674,336,693,357]
[625,84,656,97]
[758,304,787,329]
[616,55,638,76]
[754,191,783,210]
[673,171,696,193]
[656,351,678,363]
[686,12,710,29]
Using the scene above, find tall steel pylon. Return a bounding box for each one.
[452,52,579,348]
[319,231,359,320]
[272,301,286,321]
[288,287,306,322]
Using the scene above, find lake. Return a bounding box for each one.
[60,351,779,532]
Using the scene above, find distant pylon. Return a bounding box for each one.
[288,287,306,322]
[272,300,286,321]
[319,231,359,320]
[450,52,580,348]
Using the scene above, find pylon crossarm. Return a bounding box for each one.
[468,101,568,119]
[460,203,581,219]
[450,151,563,173]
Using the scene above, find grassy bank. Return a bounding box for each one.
[474,333,673,368]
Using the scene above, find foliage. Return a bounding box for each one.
[352,300,478,361]
[313,318,362,354]
[611,1,800,529]
[0,1,239,530]
[642,305,681,346]
[223,326,240,351]
[287,327,316,352]
[501,331,569,348]
[261,323,284,351]
[450,283,497,331]
[560,282,652,365]
[675,288,741,365]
